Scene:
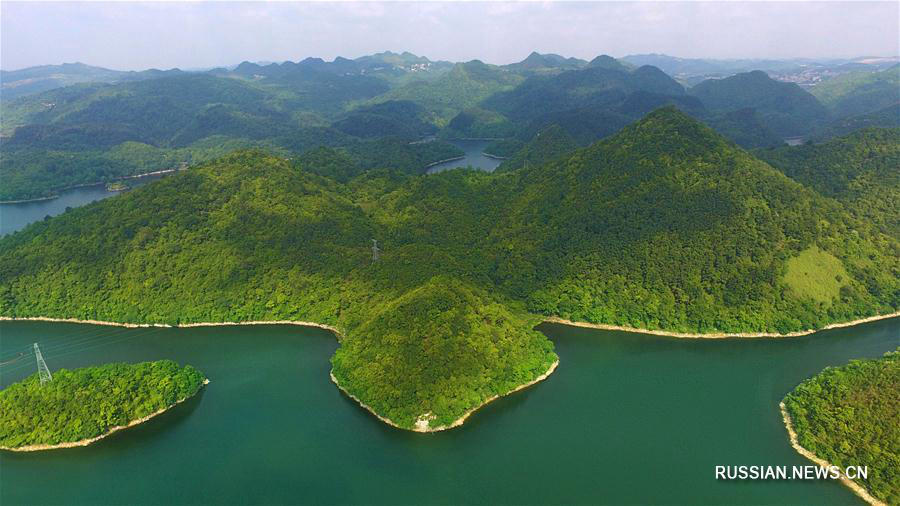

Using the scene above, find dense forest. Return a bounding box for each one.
[757,127,900,238]
[0,360,205,448]
[783,350,899,504]
[1,108,897,429]
[4,51,898,201]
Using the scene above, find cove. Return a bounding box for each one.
[0,318,896,505]
[426,140,503,174]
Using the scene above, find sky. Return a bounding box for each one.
[2,1,898,71]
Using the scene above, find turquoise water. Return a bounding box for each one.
[1,318,896,505]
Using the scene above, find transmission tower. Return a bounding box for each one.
[371,239,380,263]
[34,343,52,385]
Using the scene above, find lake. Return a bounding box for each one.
[427,140,503,174]
[0,175,165,236]
[1,317,896,505]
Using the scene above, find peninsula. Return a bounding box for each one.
[781,350,899,505]
[1,109,897,431]
[0,360,207,451]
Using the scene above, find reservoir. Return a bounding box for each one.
[1,317,896,505]
[0,174,165,236]
[427,140,503,174]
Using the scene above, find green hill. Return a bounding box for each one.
[757,127,900,237]
[0,73,465,201]
[811,103,900,141]
[1,108,896,429]
[367,61,524,126]
[495,124,578,172]
[689,71,831,137]
[0,63,182,101]
[811,65,900,118]
[783,349,899,504]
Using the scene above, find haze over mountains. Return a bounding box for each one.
[1,51,898,202]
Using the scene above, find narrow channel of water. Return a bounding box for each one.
[1,318,895,505]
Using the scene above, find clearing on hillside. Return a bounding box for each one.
[783,245,848,304]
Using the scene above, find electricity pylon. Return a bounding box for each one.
[372,239,380,263]
[34,343,52,385]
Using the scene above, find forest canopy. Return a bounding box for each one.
[0,360,206,448]
[783,349,899,504]
[1,108,897,430]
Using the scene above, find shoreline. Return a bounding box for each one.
[481,152,508,160]
[779,402,885,506]
[0,167,185,205]
[1,379,210,452]
[330,359,559,433]
[424,155,466,169]
[3,312,896,434]
[0,194,60,205]
[0,316,342,335]
[544,311,900,339]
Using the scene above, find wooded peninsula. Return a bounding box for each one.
[1,108,897,430]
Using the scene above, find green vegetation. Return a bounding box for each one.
[368,61,524,126]
[703,108,783,148]
[0,360,205,448]
[783,350,899,504]
[1,63,181,101]
[811,65,900,118]
[812,104,900,142]
[688,71,830,137]
[332,277,555,428]
[495,125,577,172]
[757,127,900,237]
[332,101,436,139]
[1,108,897,429]
[443,107,518,139]
[783,246,849,305]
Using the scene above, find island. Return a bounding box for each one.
[0,360,207,451]
[781,349,898,505]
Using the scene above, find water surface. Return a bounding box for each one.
[0,175,165,236]
[1,318,896,505]
[427,140,503,174]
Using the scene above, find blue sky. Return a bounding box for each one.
[2,1,898,71]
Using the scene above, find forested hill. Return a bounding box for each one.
[1,108,897,429]
[757,127,900,237]
[688,71,830,137]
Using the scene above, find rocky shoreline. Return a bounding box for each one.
[545,311,900,339]
[1,379,209,452]
[331,359,559,432]
[779,402,885,506]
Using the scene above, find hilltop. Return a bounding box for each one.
[1,108,896,429]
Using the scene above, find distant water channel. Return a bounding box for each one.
[426,140,503,174]
[0,175,165,236]
[1,317,896,505]
[0,142,504,237]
